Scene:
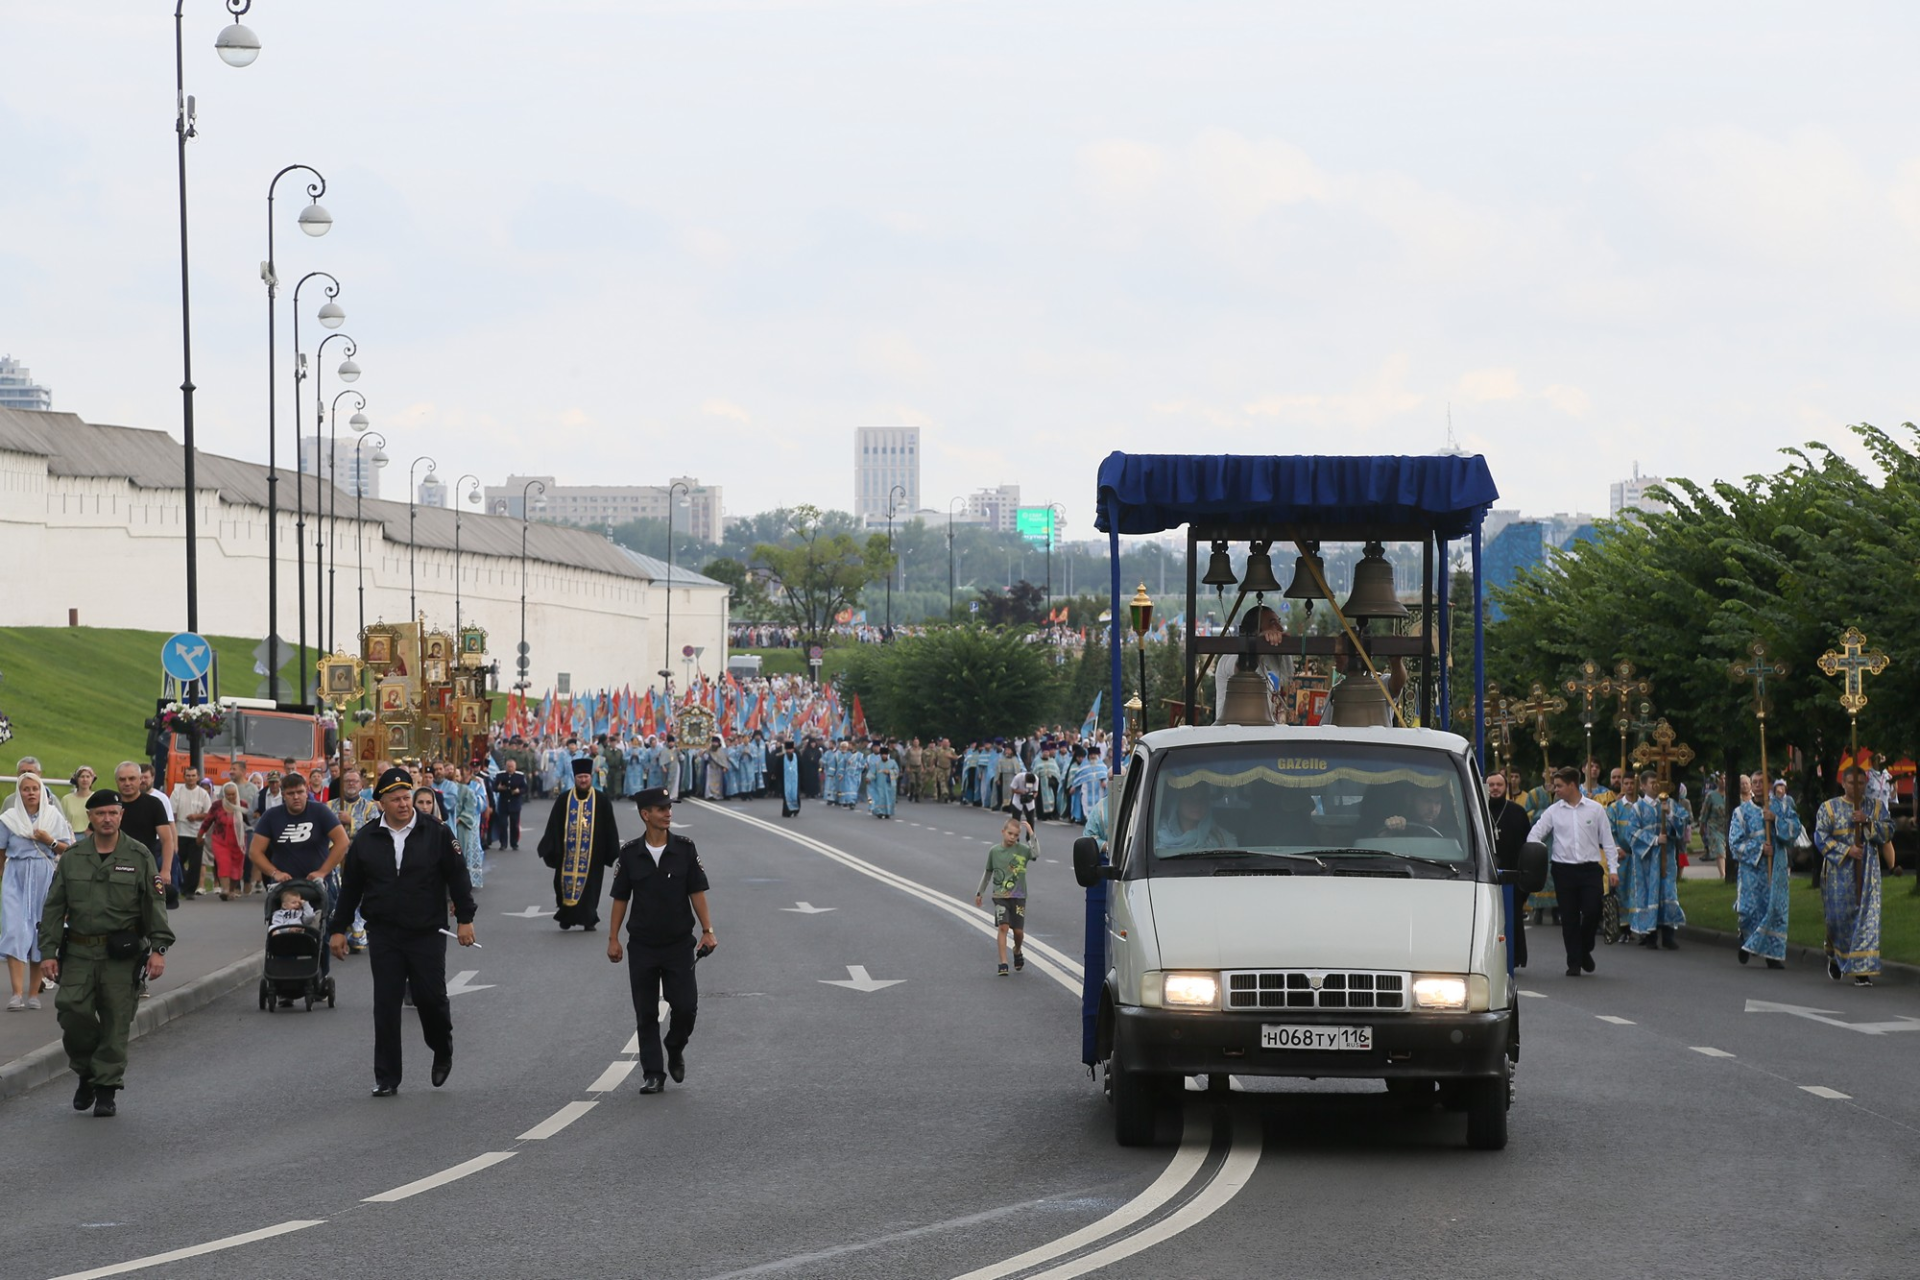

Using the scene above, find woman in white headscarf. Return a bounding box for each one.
[203,781,248,900]
[2,772,75,1010]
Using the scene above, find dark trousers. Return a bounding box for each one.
[367,926,452,1088]
[626,938,697,1078]
[1551,861,1604,967]
[491,808,521,849]
[175,837,204,896]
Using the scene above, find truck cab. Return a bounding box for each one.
[161,698,333,788]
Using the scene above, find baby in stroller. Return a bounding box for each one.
[260,879,335,1011]
[271,887,319,930]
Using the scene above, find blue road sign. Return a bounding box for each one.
[162,632,215,683]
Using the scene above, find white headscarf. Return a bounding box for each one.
[1,773,74,845]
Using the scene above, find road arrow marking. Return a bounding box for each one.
[1800,1085,1851,1100]
[1744,998,1919,1034]
[819,964,903,993]
[782,901,836,914]
[502,905,556,918]
[447,970,495,997]
[1691,1046,1735,1058]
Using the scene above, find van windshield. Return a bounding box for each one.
[1145,742,1478,872]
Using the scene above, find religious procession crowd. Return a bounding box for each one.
[1491,757,1902,985]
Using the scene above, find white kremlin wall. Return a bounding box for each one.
[0,409,728,698]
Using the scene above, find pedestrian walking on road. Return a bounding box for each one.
[607,787,714,1094]
[1626,771,1689,950]
[538,757,620,932]
[1814,766,1895,986]
[1730,774,1800,968]
[111,763,175,914]
[248,773,348,986]
[975,816,1035,977]
[1486,771,1531,969]
[3,772,75,1009]
[1525,767,1620,977]
[492,758,529,850]
[203,782,247,900]
[328,767,477,1096]
[38,790,174,1117]
[169,766,212,900]
[60,767,96,833]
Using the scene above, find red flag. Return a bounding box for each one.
[851,694,868,738]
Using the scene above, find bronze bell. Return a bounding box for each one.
[1284,545,1328,600]
[1240,540,1284,595]
[1341,542,1408,619]
[1201,540,1237,591]
[1217,667,1277,726]
[1328,661,1394,727]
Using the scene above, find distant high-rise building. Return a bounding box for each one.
[1609,462,1669,517]
[485,475,724,543]
[0,355,52,411]
[966,483,1021,533]
[299,434,382,499]
[854,427,921,523]
[417,473,447,508]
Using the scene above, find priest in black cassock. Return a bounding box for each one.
[538,757,620,931]
[799,738,823,800]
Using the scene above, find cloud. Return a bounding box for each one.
[1454,368,1523,403]
[1241,354,1425,431]
[701,398,753,423]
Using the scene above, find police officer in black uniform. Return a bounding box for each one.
[606,787,714,1094]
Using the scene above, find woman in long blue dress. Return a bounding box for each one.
[3,773,75,1010]
[869,747,900,819]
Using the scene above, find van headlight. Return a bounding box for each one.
[1412,976,1469,1010]
[1162,972,1220,1010]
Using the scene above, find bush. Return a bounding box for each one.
[841,628,1058,743]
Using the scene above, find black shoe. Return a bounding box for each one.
[559,921,572,931]
[1659,928,1679,951]
[371,1084,398,1097]
[1565,966,1581,977]
[667,1050,685,1083]
[1580,953,1595,973]
[1854,975,1875,987]
[1765,959,1785,970]
[165,887,179,909]
[1738,948,1751,965]
[1827,956,1843,981]
[638,1074,666,1094]
[584,924,596,933]
[1014,950,1025,971]
[1639,932,1659,948]
[432,1052,452,1088]
[92,1087,117,1118]
[72,1077,95,1112]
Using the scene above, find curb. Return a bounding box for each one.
[1678,924,1919,987]
[0,953,259,1103]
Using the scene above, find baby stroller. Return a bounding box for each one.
[257,879,336,1012]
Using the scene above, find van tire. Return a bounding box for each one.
[1110,1053,1161,1147]
[1464,1062,1510,1150]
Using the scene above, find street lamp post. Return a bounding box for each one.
[327,389,366,651]
[262,162,332,702]
[886,484,906,637]
[290,271,341,702]
[454,475,481,636]
[664,481,691,695]
[312,327,355,654]
[517,480,548,694]
[353,431,388,637]
[408,456,438,622]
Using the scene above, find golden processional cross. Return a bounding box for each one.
[1611,660,1652,795]
[1509,681,1567,776]
[1631,718,1695,799]
[1728,639,1789,872]
[1816,626,1890,753]
[1563,659,1612,770]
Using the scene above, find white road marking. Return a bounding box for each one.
[782,901,837,914]
[501,905,555,918]
[1019,1110,1264,1280]
[1691,1047,1735,1058]
[1746,998,1920,1035]
[1597,1015,1636,1025]
[820,964,904,993]
[689,800,1083,993]
[586,1061,638,1092]
[47,1220,326,1280]
[622,1031,639,1055]
[1518,990,1546,998]
[363,1151,516,1202]
[949,1108,1213,1280]
[1801,1085,1852,1100]
[446,970,495,997]
[518,1100,598,1140]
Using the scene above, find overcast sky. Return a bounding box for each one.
[7,2,1918,531]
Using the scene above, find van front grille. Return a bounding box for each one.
[1223,970,1407,1011]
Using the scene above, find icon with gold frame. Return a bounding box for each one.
[423,657,450,686]
[362,622,399,674]
[423,630,454,664]
[456,698,487,732]
[377,678,413,719]
[458,624,488,668]
[385,721,412,755]
[316,650,366,708]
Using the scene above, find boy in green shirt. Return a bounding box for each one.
[975,816,1035,976]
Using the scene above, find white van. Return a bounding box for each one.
[1075,723,1545,1149]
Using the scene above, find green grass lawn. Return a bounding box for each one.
[0,626,323,782]
[1677,874,1920,968]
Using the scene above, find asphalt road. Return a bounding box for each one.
[3,793,1915,1280]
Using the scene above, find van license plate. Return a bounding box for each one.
[1261,1024,1372,1051]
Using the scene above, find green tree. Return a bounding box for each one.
[701,557,774,620]
[753,505,895,642]
[841,627,1059,743]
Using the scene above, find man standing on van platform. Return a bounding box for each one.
[1525,767,1619,977]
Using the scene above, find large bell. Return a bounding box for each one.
[1328,666,1394,727]
[1341,542,1408,619]
[1201,540,1237,591]
[1217,667,1277,726]
[1240,540,1283,595]
[1284,545,1328,600]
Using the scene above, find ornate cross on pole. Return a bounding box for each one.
[1456,681,1515,777]
[1729,639,1789,873]
[1509,681,1567,777]
[1816,626,1890,753]
[1564,659,1612,771]
[1612,660,1652,795]
[1631,718,1695,798]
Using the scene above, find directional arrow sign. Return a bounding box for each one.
[819,965,903,993]
[502,905,556,918]
[1745,998,1920,1035]
[447,970,496,997]
[782,902,836,914]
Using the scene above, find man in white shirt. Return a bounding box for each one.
[1526,766,1620,978]
[169,767,213,900]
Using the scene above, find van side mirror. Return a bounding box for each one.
[1073,836,1115,887]
[1513,841,1550,895]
